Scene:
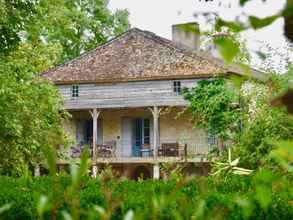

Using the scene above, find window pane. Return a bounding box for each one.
[72,85,79,97]
[143,119,150,144]
[144,137,150,144]
[144,119,149,128]
[144,128,149,137]
[173,81,181,95]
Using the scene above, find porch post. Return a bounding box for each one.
[90,108,100,177]
[153,163,160,179]
[34,165,41,176]
[149,106,162,159]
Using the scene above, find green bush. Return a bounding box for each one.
[0,174,292,220]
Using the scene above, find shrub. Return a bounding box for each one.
[0,174,292,220]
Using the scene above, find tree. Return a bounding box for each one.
[0,0,38,54]
[183,79,240,149]
[0,43,67,175]
[0,0,130,175]
[235,68,293,169]
[0,0,130,62]
[27,0,129,62]
[183,73,293,170]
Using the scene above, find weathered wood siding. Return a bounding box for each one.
[58,79,199,109]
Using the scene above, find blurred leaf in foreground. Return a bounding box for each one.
[249,15,279,30]
[214,36,240,64]
[270,140,293,173]
[0,204,11,215]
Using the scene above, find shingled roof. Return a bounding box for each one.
[42,28,263,84]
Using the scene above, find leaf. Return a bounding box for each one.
[270,140,293,172]
[62,211,73,220]
[230,75,245,89]
[193,199,206,219]
[37,195,48,217]
[235,197,253,218]
[124,210,134,220]
[239,0,251,6]
[70,164,79,184]
[94,206,106,215]
[71,149,89,185]
[230,158,240,166]
[255,185,272,210]
[249,15,279,29]
[215,19,246,32]
[255,51,267,60]
[0,204,11,215]
[254,170,276,183]
[232,169,252,175]
[282,1,293,17]
[214,37,240,63]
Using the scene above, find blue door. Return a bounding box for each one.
[132,119,142,156]
[132,118,150,157]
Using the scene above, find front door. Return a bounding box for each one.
[132,119,142,156]
[132,118,150,157]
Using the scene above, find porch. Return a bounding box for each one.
[62,107,216,164]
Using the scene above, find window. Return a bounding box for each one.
[72,85,79,98]
[143,119,150,144]
[207,133,218,152]
[173,81,181,95]
[207,134,217,146]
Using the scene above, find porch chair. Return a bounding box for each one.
[105,140,117,158]
[97,141,116,158]
[159,142,179,157]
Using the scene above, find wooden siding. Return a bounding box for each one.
[58,79,199,109]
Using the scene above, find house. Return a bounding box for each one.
[42,22,262,179]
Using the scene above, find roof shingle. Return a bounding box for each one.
[42,28,255,84]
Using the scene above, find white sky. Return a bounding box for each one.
[109,0,290,72]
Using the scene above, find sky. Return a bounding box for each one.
[109,0,290,72]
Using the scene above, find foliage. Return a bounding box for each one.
[197,0,293,65]
[184,66,293,171]
[0,0,130,62]
[0,0,38,53]
[200,28,251,65]
[0,172,292,220]
[212,148,253,177]
[234,105,293,169]
[183,78,240,141]
[27,0,130,62]
[0,0,130,176]
[0,42,67,176]
[233,71,293,170]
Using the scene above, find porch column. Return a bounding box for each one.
[34,165,41,176]
[90,108,100,178]
[149,106,162,159]
[153,163,160,179]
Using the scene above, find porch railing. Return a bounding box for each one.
[65,138,218,159]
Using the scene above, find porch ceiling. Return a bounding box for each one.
[63,101,187,111]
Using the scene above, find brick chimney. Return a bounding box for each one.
[172,22,200,51]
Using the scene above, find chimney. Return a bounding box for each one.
[172,22,200,50]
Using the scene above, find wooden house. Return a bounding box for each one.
[42,23,263,179]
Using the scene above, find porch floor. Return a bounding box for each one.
[57,156,209,165]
